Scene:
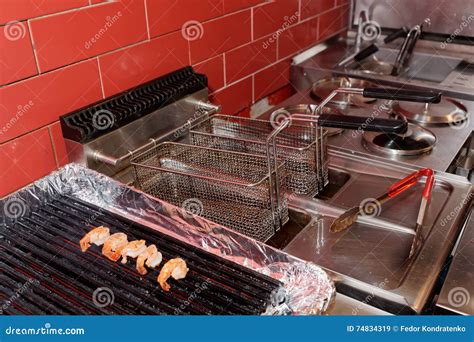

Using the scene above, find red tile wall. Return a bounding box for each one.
[0,0,349,197]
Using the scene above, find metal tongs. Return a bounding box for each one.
[337,26,409,68]
[330,168,435,257]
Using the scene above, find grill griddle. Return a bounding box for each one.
[0,195,282,315]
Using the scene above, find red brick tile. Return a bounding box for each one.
[194,55,225,92]
[278,17,318,59]
[0,127,57,197]
[236,107,251,117]
[254,59,291,100]
[0,22,37,85]
[99,31,189,97]
[223,0,264,13]
[319,5,348,41]
[253,0,299,39]
[189,10,252,64]
[0,0,89,24]
[210,77,252,114]
[267,84,294,105]
[300,0,336,20]
[29,0,147,72]
[225,36,277,84]
[147,0,224,38]
[0,59,102,144]
[49,121,68,167]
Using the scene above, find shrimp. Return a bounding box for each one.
[80,226,110,252]
[136,245,162,275]
[157,258,189,291]
[120,240,147,264]
[102,233,128,261]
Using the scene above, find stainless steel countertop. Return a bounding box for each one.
[256,92,473,314]
[436,207,474,315]
[270,147,471,314]
[327,293,391,315]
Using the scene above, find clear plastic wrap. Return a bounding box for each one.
[0,164,335,315]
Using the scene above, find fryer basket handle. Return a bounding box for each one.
[317,113,407,133]
[362,88,442,103]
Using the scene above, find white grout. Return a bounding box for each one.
[143,0,151,40]
[96,57,106,98]
[26,20,42,74]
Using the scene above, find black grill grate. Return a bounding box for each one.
[60,66,208,144]
[0,195,282,315]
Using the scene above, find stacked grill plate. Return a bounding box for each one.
[0,195,282,315]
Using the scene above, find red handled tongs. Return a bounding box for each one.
[330,168,435,257]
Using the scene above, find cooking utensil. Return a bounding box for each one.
[310,77,378,107]
[391,98,468,126]
[337,43,379,67]
[270,104,345,136]
[330,168,435,257]
[131,142,289,242]
[338,27,408,68]
[363,123,437,157]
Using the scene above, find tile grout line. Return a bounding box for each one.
[143,0,151,40]
[251,7,254,41]
[1,4,346,90]
[96,57,106,99]
[25,2,113,23]
[46,124,60,168]
[26,20,42,74]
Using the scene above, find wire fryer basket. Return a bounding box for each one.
[131,142,289,242]
[190,115,329,196]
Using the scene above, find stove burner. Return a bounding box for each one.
[373,133,432,150]
[311,77,377,108]
[362,123,437,157]
[272,104,344,136]
[392,98,468,126]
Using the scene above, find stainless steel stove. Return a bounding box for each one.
[257,0,474,315]
[262,88,473,174]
